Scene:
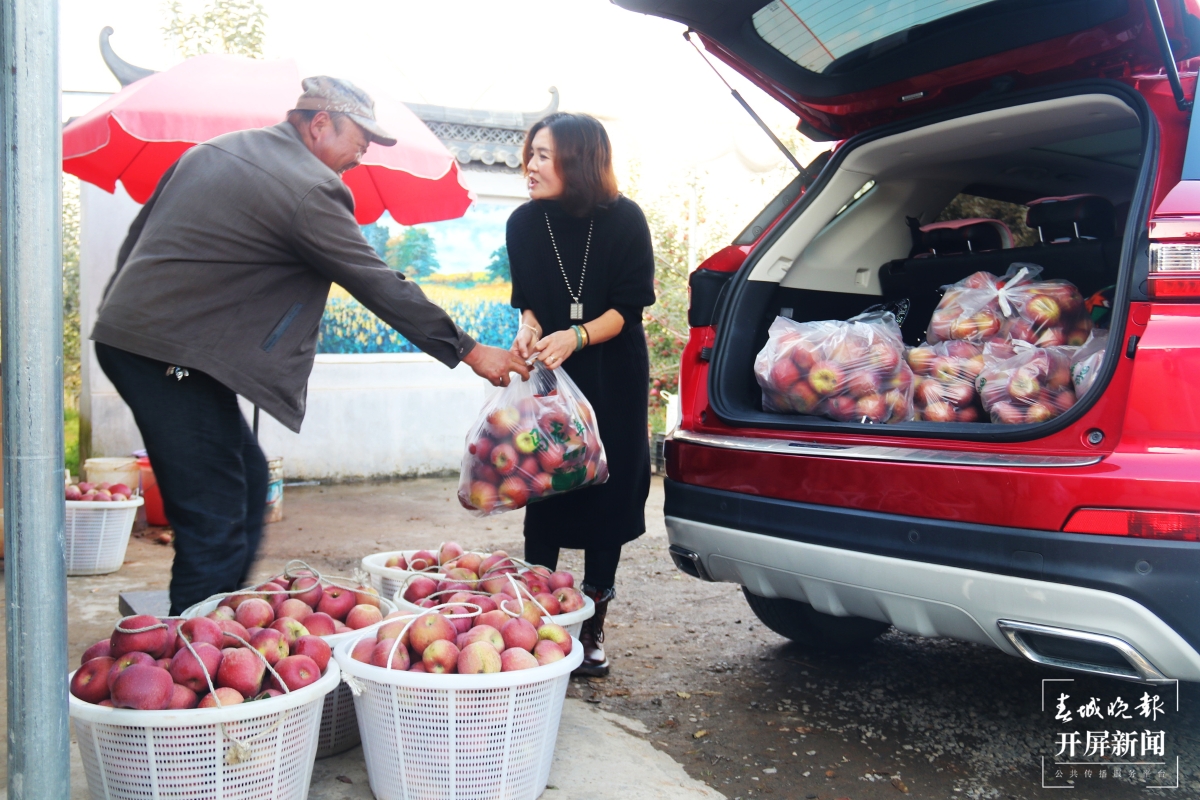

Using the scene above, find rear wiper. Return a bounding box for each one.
[684,29,809,177]
[1144,0,1191,112]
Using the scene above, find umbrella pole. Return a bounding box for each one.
[1,0,72,797]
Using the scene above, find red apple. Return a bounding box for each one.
[349,639,375,664]
[290,576,324,607]
[500,648,539,672]
[767,356,801,391]
[80,638,112,665]
[408,550,438,571]
[822,394,858,421]
[206,606,236,623]
[302,612,336,637]
[169,642,223,693]
[498,476,529,508]
[532,593,561,616]
[854,394,888,423]
[177,617,224,650]
[468,437,495,463]
[111,665,174,710]
[501,618,539,652]
[408,613,458,656]
[216,619,252,646]
[107,651,154,692]
[553,587,585,614]
[235,598,274,630]
[250,628,289,666]
[276,598,313,622]
[346,604,383,630]
[270,655,322,691]
[269,618,309,647]
[71,657,115,704]
[536,443,565,472]
[370,640,410,670]
[317,586,358,621]
[198,687,244,708]
[485,405,520,438]
[110,614,171,659]
[537,623,573,656]
[533,639,565,666]
[216,647,266,698]
[422,639,460,674]
[547,571,574,591]
[845,371,880,399]
[490,443,519,476]
[461,624,505,652]
[353,584,382,608]
[293,635,332,672]
[457,641,502,674]
[402,575,438,604]
[168,683,199,709]
[384,554,409,570]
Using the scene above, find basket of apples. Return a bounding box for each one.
[975,340,1078,424]
[925,264,1092,348]
[753,311,915,423]
[906,340,987,423]
[63,480,144,576]
[458,362,608,517]
[393,548,594,637]
[360,541,468,601]
[181,561,396,759]
[334,594,583,800]
[69,612,340,800]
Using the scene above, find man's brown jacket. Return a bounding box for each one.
[92,121,476,432]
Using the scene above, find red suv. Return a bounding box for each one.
[616,0,1200,682]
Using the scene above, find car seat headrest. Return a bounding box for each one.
[1025,194,1115,242]
[917,218,1013,256]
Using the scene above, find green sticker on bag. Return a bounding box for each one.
[551,467,587,492]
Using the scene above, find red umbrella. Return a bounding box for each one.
[62,54,473,224]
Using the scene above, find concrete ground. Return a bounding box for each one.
[5,475,1197,799]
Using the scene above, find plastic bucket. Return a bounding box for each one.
[360,550,447,601]
[264,457,284,523]
[64,497,145,576]
[182,594,396,759]
[335,632,582,800]
[135,455,168,527]
[83,457,139,489]
[69,661,339,800]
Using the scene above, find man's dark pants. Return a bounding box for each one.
[95,342,268,615]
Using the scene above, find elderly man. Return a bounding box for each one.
[92,77,528,614]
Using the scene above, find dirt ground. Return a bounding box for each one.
[4,475,1197,799]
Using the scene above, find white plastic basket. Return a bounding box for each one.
[69,659,340,800]
[64,497,144,576]
[360,550,446,600]
[182,595,396,758]
[392,592,594,639]
[335,632,583,800]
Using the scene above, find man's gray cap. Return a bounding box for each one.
[292,76,397,147]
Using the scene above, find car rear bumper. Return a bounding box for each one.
[664,479,1200,682]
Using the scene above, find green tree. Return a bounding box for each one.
[386,227,440,280]
[360,222,389,260]
[163,0,267,58]
[486,244,510,282]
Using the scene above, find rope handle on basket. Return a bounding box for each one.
[114,615,295,765]
[498,573,553,624]
[380,601,484,671]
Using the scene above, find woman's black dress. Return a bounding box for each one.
[507,196,656,550]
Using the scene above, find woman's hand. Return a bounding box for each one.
[511,311,542,361]
[532,329,579,370]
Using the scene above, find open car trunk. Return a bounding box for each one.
[708,83,1153,441]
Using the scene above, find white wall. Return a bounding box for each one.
[78,179,510,482]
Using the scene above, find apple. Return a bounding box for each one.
[468,594,498,614]
[553,587,585,614]
[71,657,116,704]
[485,405,520,438]
[198,687,244,708]
[371,640,410,670]
[956,406,982,422]
[216,647,265,698]
[457,641,502,674]
[107,651,155,691]
[532,592,561,616]
[456,552,484,576]
[462,624,505,652]
[250,628,288,666]
[786,382,821,414]
[1026,295,1062,327]
[65,485,82,501]
[293,635,332,672]
[479,552,513,575]
[290,576,324,607]
[500,648,539,672]
[110,614,171,659]
[376,618,413,647]
[536,443,565,472]
[234,598,274,630]
[767,357,801,391]
[169,642,223,693]
[513,429,542,455]
[807,361,843,395]
[270,655,322,691]
[991,401,1026,425]
[317,586,358,621]
[80,639,112,665]
[490,443,519,476]
[409,613,457,656]
[822,395,858,422]
[468,437,495,464]
[275,598,312,622]
[384,554,409,570]
[537,623,573,656]
[1007,372,1040,402]
[500,598,545,627]
[845,371,880,398]
[498,477,529,508]
[547,571,574,591]
[403,575,439,604]
[302,612,336,637]
[533,639,565,666]
[349,639,376,664]
[422,639,460,674]
[207,606,236,623]
[168,684,199,709]
[269,618,309,647]
[346,604,383,630]
[111,665,174,710]
[1025,401,1055,423]
[177,617,224,650]
[409,550,438,571]
[501,618,538,652]
[855,394,888,423]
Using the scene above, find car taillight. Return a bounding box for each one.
[1062,508,1200,541]
[1148,243,1200,299]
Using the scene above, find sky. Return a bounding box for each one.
[61,0,827,271]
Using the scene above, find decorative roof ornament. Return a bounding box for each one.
[98,29,557,173]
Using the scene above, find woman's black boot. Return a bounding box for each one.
[574,585,614,677]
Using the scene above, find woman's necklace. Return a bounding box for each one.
[544,212,593,321]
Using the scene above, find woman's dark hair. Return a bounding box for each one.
[523,112,619,217]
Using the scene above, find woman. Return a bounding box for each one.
[508,112,655,677]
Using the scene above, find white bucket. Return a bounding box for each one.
[83,457,139,489]
[64,497,144,576]
[334,632,582,800]
[69,660,339,800]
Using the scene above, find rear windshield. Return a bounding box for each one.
[752,0,996,73]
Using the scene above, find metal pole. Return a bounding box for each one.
[1,0,71,797]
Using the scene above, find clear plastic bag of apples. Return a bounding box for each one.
[458,362,608,516]
[975,340,1078,424]
[925,263,1093,348]
[753,310,915,423]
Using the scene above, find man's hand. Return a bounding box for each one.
[463,344,531,387]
